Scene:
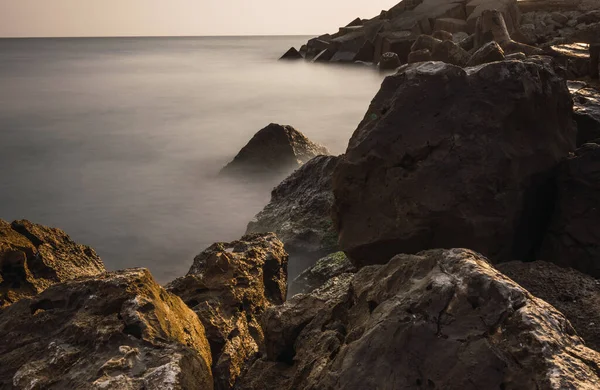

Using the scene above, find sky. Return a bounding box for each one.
[0,0,397,37]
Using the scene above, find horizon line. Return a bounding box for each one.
[0,34,316,40]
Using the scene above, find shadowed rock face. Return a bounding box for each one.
[498,260,600,352]
[246,155,340,278]
[0,268,213,390]
[569,81,600,146]
[332,59,575,268]
[540,143,600,277]
[220,124,329,177]
[238,249,600,389]
[289,251,356,296]
[0,219,106,308]
[167,233,287,390]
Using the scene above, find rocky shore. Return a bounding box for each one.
[3,0,600,388]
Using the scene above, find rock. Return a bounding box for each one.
[540,143,600,277]
[167,233,287,390]
[452,31,470,43]
[515,23,537,44]
[352,40,375,62]
[312,48,336,62]
[246,156,340,278]
[569,82,600,146]
[346,17,363,27]
[498,260,600,352]
[467,0,520,34]
[432,29,454,41]
[408,48,432,63]
[410,34,442,52]
[378,51,401,70]
[0,219,105,308]
[548,42,591,79]
[298,45,308,57]
[279,47,303,60]
[466,41,505,66]
[577,10,600,25]
[0,268,213,389]
[458,33,475,50]
[221,123,329,177]
[476,9,543,56]
[505,51,527,60]
[238,249,600,389]
[374,31,416,63]
[431,39,472,66]
[332,59,575,268]
[289,251,356,296]
[433,18,468,33]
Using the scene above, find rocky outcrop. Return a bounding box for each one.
[332,59,575,268]
[498,260,600,352]
[238,249,600,389]
[167,233,287,390]
[289,251,356,296]
[279,47,303,60]
[540,142,600,277]
[0,268,213,389]
[569,81,600,146]
[221,124,329,177]
[0,219,105,308]
[246,155,339,278]
[378,51,401,70]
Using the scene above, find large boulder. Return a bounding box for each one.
[246,155,340,278]
[0,268,213,389]
[238,249,600,389]
[466,40,505,66]
[431,39,471,66]
[569,81,600,146]
[540,143,600,277]
[167,233,287,390]
[289,251,356,296]
[0,219,105,308]
[498,260,600,352]
[332,60,575,268]
[378,52,401,70]
[221,124,329,177]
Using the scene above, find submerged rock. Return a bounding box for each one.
[221,124,329,177]
[0,268,213,389]
[279,47,303,60]
[0,219,105,308]
[246,155,339,278]
[238,249,600,389]
[332,59,575,268]
[167,233,287,390]
[289,251,356,296]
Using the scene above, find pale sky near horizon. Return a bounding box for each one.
[0,0,397,37]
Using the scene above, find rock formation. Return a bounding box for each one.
[466,40,505,66]
[220,123,329,177]
[289,251,356,296]
[0,268,213,389]
[0,219,105,308]
[378,51,402,70]
[238,249,600,389]
[332,59,575,268]
[167,233,288,390]
[279,47,303,60]
[569,81,600,146]
[246,155,340,278]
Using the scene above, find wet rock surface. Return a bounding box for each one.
[246,155,340,278]
[332,59,575,268]
[167,233,287,390]
[238,249,600,389]
[289,251,356,296]
[0,268,213,389]
[221,123,329,177]
[0,219,106,308]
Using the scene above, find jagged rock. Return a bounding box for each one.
[432,29,453,41]
[374,31,416,63]
[279,47,303,60]
[238,249,600,389]
[540,143,600,277]
[312,48,336,62]
[0,219,105,308]
[408,48,432,63]
[221,124,329,177]
[289,252,356,296]
[0,268,213,389]
[548,42,591,79]
[352,40,375,62]
[467,0,520,34]
[332,60,575,268]
[431,39,472,66]
[498,260,600,352]
[467,41,505,66]
[458,33,475,50]
[569,82,600,146]
[433,18,468,33]
[378,51,401,70]
[346,17,363,27]
[246,156,340,278]
[167,233,287,390]
[411,34,442,52]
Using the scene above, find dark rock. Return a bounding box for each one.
[548,43,591,79]
[410,34,442,52]
[374,31,416,63]
[221,124,329,177]
[458,33,475,51]
[577,10,600,25]
[432,30,453,41]
[346,17,363,27]
[433,18,468,33]
[540,143,600,277]
[332,59,575,268]
[505,51,527,60]
[312,48,336,62]
[0,268,213,389]
[238,249,600,389]
[569,82,600,146]
[167,233,287,390]
[0,219,105,308]
[279,47,303,60]
[378,51,401,70]
[289,251,356,296]
[498,260,600,352]
[246,156,340,279]
[431,39,472,66]
[466,41,505,66]
[408,48,432,63]
[352,40,375,62]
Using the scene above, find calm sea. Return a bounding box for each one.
[0,36,385,283]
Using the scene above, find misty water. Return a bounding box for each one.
[0,36,385,283]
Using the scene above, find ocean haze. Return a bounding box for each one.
[0,36,385,282]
